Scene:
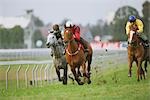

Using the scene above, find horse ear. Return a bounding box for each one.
[64,25,66,29]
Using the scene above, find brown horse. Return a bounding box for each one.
[127,25,146,81]
[63,27,93,85]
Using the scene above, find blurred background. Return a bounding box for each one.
[0,0,149,49]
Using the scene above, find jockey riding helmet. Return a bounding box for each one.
[128,15,136,22]
[53,24,59,31]
[65,20,73,28]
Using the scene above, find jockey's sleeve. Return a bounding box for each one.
[136,19,144,34]
[125,22,130,35]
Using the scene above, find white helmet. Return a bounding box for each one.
[65,20,73,27]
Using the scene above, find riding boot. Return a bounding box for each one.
[79,37,89,52]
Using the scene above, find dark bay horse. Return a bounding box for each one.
[127,25,147,81]
[46,33,67,84]
[64,27,93,85]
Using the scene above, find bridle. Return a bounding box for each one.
[64,28,82,56]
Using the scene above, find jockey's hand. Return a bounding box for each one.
[130,30,135,34]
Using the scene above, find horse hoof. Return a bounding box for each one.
[63,78,67,85]
[78,81,84,85]
[128,74,131,77]
[87,80,91,84]
[63,82,67,85]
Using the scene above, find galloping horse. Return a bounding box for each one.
[46,33,68,84]
[142,46,149,75]
[127,25,146,81]
[64,27,93,85]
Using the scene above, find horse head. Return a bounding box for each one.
[64,27,74,44]
[128,25,141,46]
[46,33,58,48]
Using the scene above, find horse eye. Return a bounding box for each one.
[52,36,54,38]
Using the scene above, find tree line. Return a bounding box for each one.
[0,1,149,49]
[89,1,149,41]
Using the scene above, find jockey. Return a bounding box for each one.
[125,15,149,47]
[65,21,89,52]
[50,24,64,45]
[49,24,65,56]
[52,24,63,40]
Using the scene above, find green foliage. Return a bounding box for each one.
[142,1,150,39]
[89,24,103,37]
[34,17,44,27]
[111,6,140,41]
[0,26,24,49]
[32,29,45,48]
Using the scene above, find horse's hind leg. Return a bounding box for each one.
[140,67,145,80]
[136,59,145,81]
[87,56,92,84]
[144,60,148,75]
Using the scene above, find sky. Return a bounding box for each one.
[0,0,147,25]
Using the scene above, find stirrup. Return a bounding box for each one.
[144,43,149,47]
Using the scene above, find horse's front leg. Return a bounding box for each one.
[55,67,62,81]
[128,57,133,77]
[62,64,68,85]
[71,67,84,85]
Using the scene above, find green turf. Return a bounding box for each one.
[0,64,149,100]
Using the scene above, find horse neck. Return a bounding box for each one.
[129,35,142,48]
[67,39,79,53]
[52,45,63,58]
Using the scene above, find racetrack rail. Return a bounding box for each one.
[0,49,128,89]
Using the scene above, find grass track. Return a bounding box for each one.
[0,64,150,100]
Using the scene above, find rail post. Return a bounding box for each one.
[16,65,21,88]
[6,65,11,89]
[25,64,30,88]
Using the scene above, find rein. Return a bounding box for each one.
[128,33,142,48]
[66,43,82,56]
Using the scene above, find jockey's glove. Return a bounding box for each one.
[130,30,135,34]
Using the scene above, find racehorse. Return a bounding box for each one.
[127,24,146,81]
[63,27,93,85]
[46,33,68,84]
[143,47,149,75]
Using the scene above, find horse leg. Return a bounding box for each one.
[140,67,145,80]
[144,60,148,76]
[128,59,133,77]
[77,67,82,77]
[71,67,84,85]
[82,63,87,84]
[87,56,92,84]
[136,59,145,81]
[62,64,68,85]
[55,67,62,81]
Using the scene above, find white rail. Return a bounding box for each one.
[0,49,127,89]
